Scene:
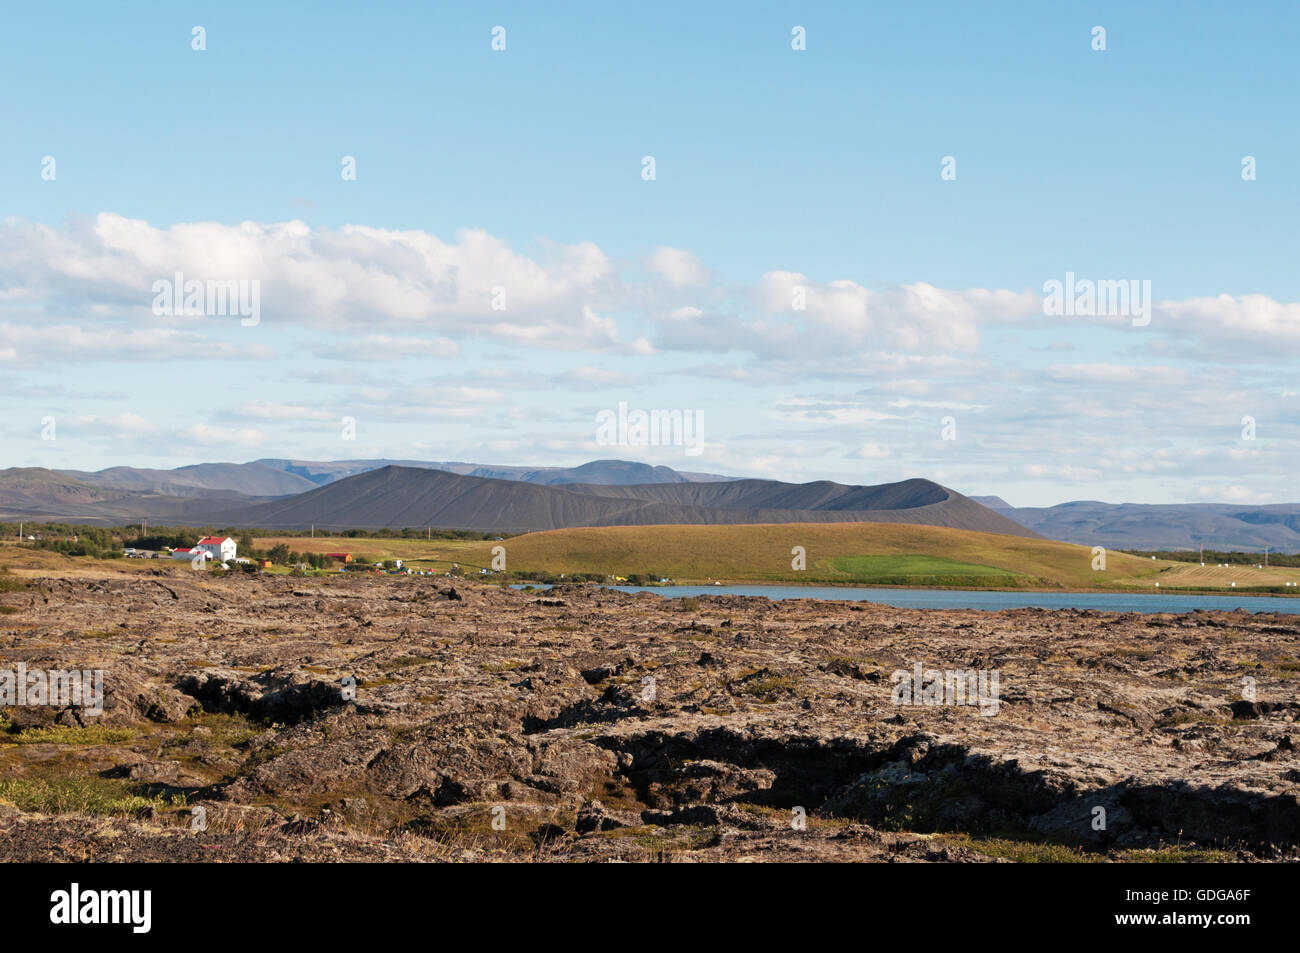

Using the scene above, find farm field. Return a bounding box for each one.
[484,523,1300,591]
[259,524,1110,586]
[252,535,486,572]
[6,525,1299,593]
[1145,560,1300,591]
[135,527,1300,592]
[478,523,1161,588]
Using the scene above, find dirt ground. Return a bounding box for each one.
[1,565,1297,862]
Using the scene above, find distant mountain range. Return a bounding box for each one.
[3,457,1296,549]
[0,458,733,522]
[0,459,1034,538]
[971,497,1300,552]
[61,461,321,497]
[51,457,731,497]
[191,467,1034,535]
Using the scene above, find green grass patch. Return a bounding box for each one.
[829,554,1024,586]
[1115,845,1235,862]
[1156,711,1231,730]
[938,833,1094,862]
[4,724,136,745]
[733,670,799,698]
[382,656,438,671]
[938,833,1234,863]
[0,775,184,816]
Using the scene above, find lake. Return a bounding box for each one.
[587,584,1300,614]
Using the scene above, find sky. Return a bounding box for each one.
[3,1,1298,507]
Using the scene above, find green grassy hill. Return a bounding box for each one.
[453,522,1170,589]
[253,523,1300,592]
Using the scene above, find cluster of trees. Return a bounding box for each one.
[130,530,204,551]
[13,526,121,559]
[190,526,506,541]
[5,522,338,570]
[334,528,504,541]
[7,522,509,549]
[622,573,665,586]
[254,544,336,569]
[511,570,612,585]
[123,525,501,543]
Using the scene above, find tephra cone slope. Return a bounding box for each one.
[202,466,1042,536]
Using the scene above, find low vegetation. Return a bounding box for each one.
[0,776,184,817]
[432,523,1179,590]
[1,724,136,745]
[4,520,1298,595]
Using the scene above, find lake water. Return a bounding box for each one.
[580,584,1300,614]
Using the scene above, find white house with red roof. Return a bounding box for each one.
[194,536,237,563]
[170,547,209,561]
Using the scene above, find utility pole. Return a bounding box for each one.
[1265,545,1269,568]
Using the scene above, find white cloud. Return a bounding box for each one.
[646,247,710,288]
[1197,484,1276,504]
[560,365,629,387]
[70,412,157,433]
[0,214,625,350]
[750,273,1038,355]
[7,215,1300,368]
[1024,463,1104,481]
[848,443,891,459]
[1046,364,1191,385]
[0,323,267,361]
[770,397,902,426]
[179,423,266,447]
[237,400,333,422]
[1161,294,1300,352]
[315,335,460,360]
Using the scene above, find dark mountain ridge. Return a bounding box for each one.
[189,466,1039,536]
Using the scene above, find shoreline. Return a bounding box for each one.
[533,578,1300,600]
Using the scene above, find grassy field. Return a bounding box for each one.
[474,523,1164,589]
[253,535,485,570]
[828,554,1026,587]
[5,525,1300,593]
[1141,560,1300,591]
[155,526,1300,591]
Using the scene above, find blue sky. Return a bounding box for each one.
[3,1,1298,506]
